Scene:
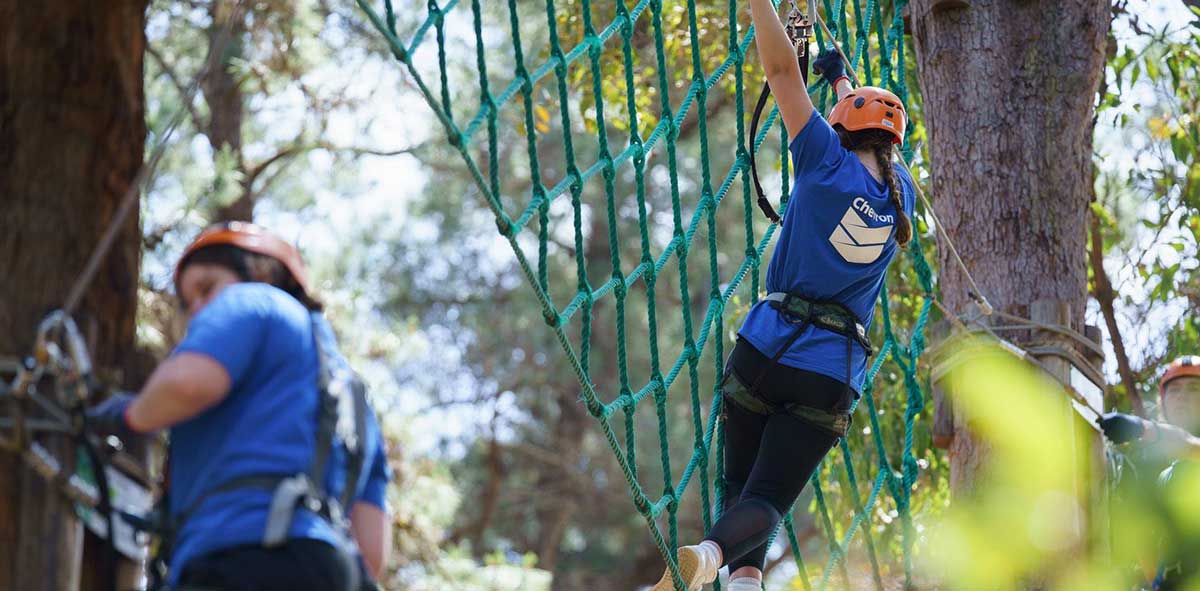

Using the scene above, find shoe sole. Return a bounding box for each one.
[650,547,700,591]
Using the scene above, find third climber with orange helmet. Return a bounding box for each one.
[1099,356,1200,590]
[1099,356,1200,459]
[646,1,914,590]
[85,222,392,591]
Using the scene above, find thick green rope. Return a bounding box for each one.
[358,0,932,588]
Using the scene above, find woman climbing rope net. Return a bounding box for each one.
[648,1,915,589]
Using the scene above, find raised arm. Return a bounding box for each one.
[749,0,813,139]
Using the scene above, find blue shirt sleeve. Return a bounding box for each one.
[357,421,391,509]
[173,285,268,389]
[896,163,917,217]
[788,113,844,176]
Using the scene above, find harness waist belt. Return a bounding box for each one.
[164,473,336,548]
[764,292,873,356]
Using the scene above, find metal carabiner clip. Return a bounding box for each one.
[785,6,814,58]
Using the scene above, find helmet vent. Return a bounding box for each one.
[853,97,866,108]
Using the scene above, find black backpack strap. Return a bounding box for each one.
[339,379,370,511]
[310,313,337,490]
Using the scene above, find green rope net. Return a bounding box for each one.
[357,0,935,588]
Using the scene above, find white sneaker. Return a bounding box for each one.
[649,544,720,591]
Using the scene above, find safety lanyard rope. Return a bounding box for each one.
[62,0,245,316]
[750,0,813,224]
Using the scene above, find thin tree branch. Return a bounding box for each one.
[244,141,428,192]
[146,43,206,133]
[1089,211,1145,416]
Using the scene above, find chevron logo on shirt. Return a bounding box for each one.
[828,205,892,264]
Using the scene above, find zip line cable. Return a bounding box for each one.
[63,1,246,316]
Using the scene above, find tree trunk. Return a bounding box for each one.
[203,1,252,222]
[908,0,1109,495]
[0,2,147,589]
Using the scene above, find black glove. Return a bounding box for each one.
[812,49,846,86]
[1099,412,1145,444]
[86,393,142,442]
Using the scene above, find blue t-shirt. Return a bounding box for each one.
[738,113,916,392]
[166,283,391,585]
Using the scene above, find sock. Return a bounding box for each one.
[726,577,763,591]
[687,541,721,586]
[697,540,722,572]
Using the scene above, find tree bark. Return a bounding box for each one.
[0,2,147,589]
[909,0,1109,495]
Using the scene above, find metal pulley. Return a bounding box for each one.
[785,4,813,63]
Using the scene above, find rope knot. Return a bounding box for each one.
[494,215,513,239]
[661,491,678,514]
[601,155,616,182]
[650,373,666,400]
[584,395,605,419]
[631,140,646,163]
[612,275,627,300]
[633,490,651,515]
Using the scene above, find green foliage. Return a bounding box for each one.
[929,341,1200,590]
[1092,9,1200,411]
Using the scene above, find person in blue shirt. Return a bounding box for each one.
[649,2,914,590]
[88,222,392,591]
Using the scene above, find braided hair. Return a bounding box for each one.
[835,127,912,247]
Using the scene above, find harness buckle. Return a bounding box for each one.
[264,474,315,547]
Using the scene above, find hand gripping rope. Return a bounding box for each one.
[750,0,813,224]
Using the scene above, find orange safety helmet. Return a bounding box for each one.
[827,86,907,145]
[174,221,311,297]
[1160,355,1200,397]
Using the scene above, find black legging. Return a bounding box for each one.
[704,338,853,573]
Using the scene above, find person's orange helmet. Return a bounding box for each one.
[828,86,907,145]
[1160,355,1200,397]
[175,221,311,297]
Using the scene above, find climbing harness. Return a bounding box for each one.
[132,312,371,591]
[727,292,872,438]
[722,371,851,437]
[750,0,813,224]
